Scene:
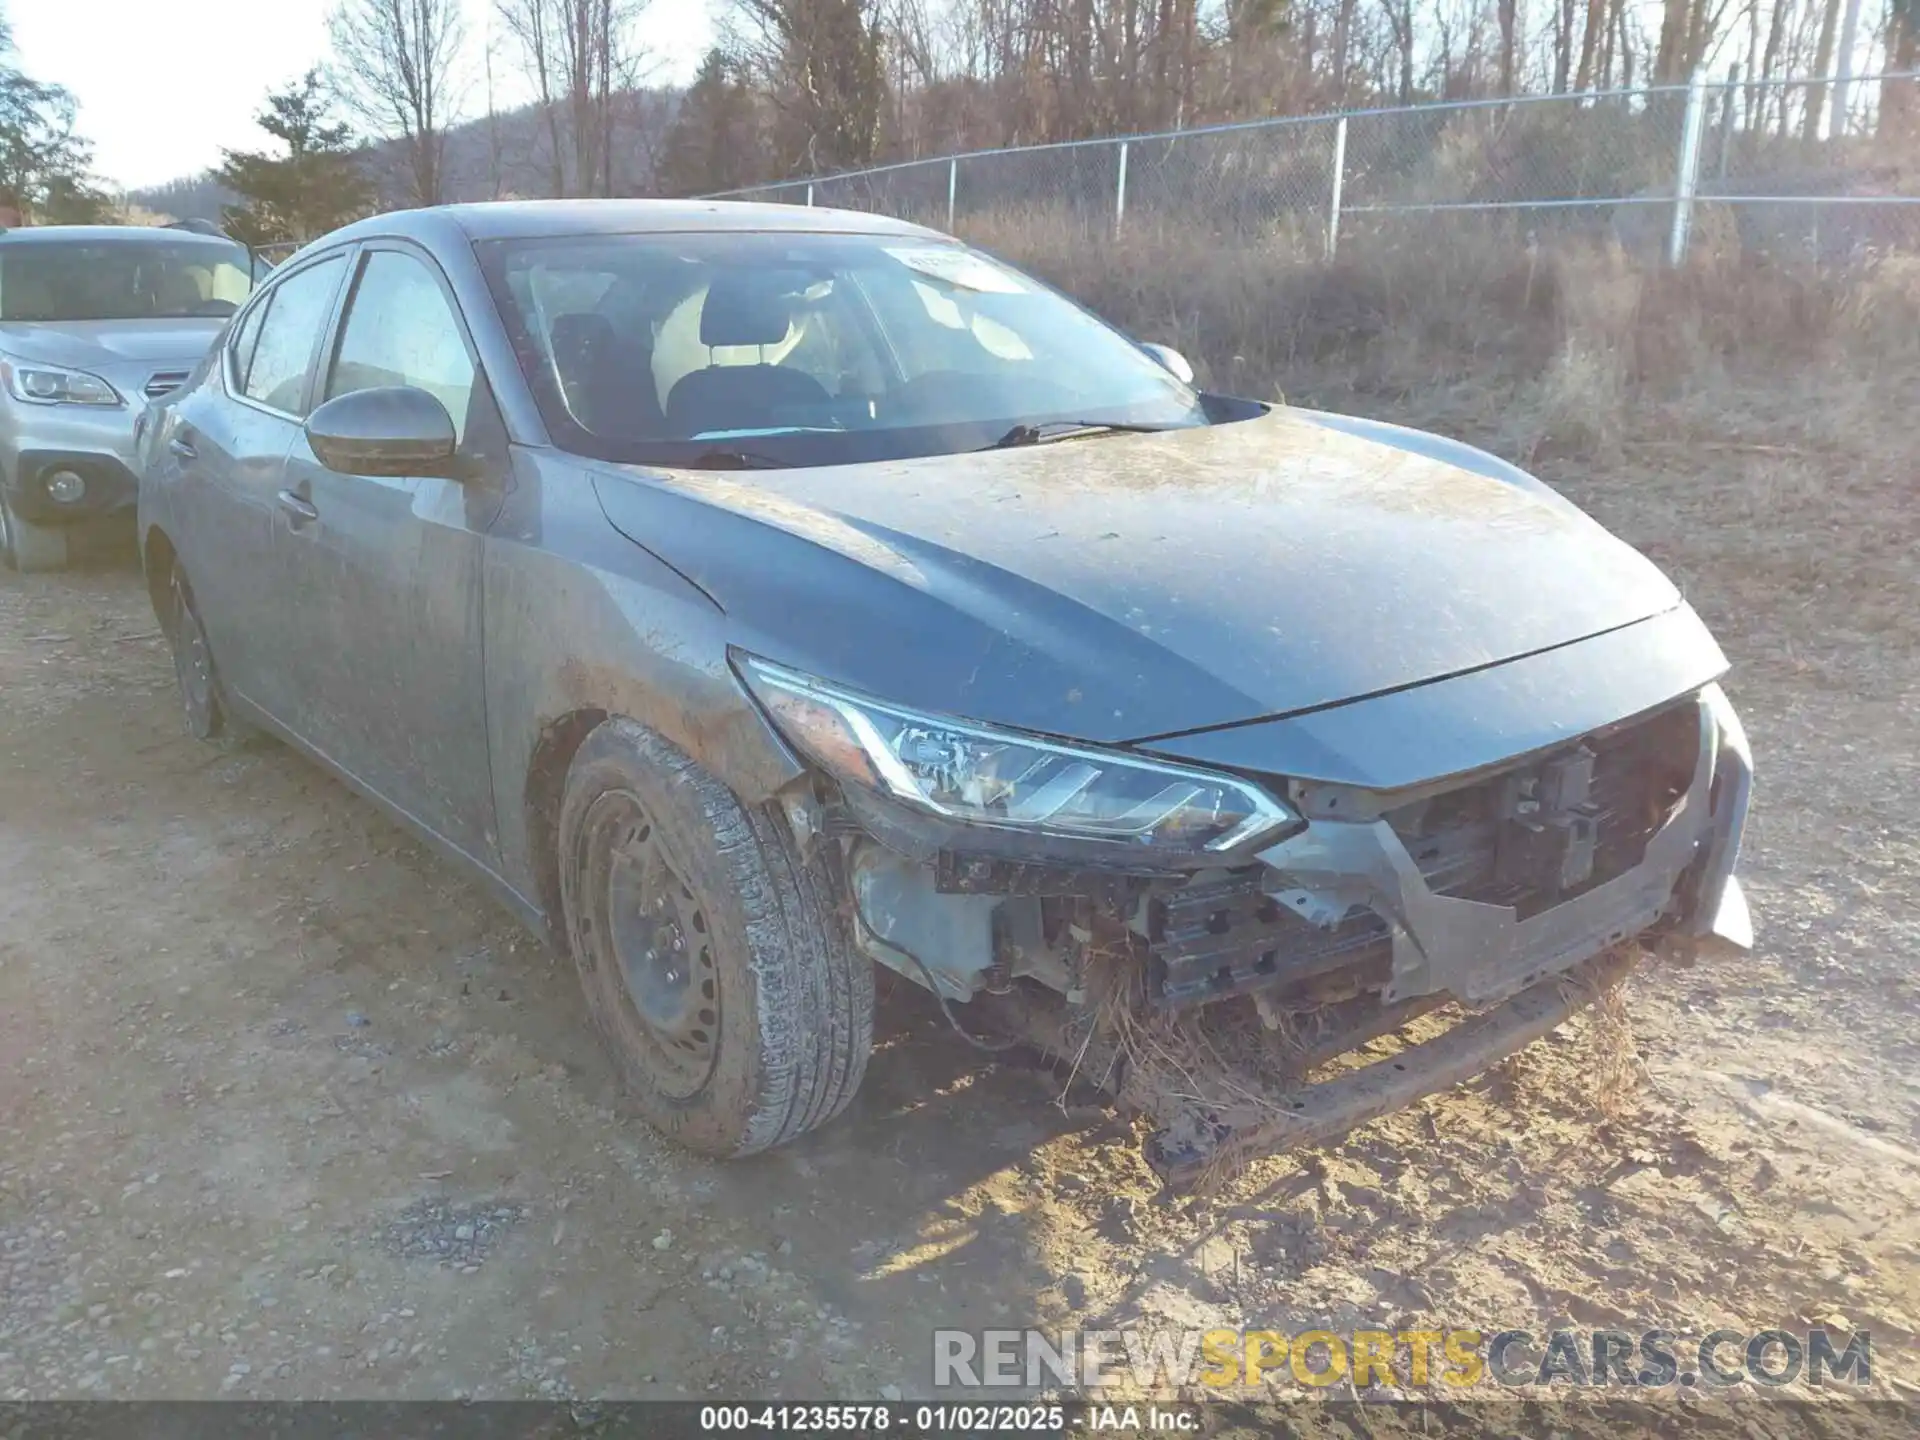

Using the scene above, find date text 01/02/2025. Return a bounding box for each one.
[696,1402,1200,1433]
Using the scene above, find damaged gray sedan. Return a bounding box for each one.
[135,200,1752,1185]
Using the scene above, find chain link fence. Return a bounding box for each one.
[710,72,1920,266]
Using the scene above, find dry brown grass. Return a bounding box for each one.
[963,211,1920,450]
[963,211,1920,680]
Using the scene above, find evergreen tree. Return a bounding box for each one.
[733,0,887,176]
[789,0,885,174]
[214,71,375,244]
[0,11,102,223]
[658,49,760,196]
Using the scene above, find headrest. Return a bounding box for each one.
[699,270,796,348]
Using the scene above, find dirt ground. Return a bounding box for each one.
[1,434,1916,1422]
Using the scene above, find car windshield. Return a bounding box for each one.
[478,230,1212,468]
[0,240,254,322]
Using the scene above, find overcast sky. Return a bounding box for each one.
[11,0,716,191]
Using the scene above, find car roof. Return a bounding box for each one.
[316,198,947,250]
[0,224,243,248]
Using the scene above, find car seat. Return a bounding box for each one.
[550,311,663,438]
[664,270,829,438]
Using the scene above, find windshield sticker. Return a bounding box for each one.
[883,247,1026,294]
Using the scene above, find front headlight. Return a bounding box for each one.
[0,359,122,407]
[739,656,1296,856]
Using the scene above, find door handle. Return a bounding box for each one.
[276,489,319,527]
[167,434,197,461]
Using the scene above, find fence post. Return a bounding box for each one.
[1114,141,1130,238]
[1667,68,1709,267]
[1327,116,1349,259]
[806,183,815,208]
[947,158,958,231]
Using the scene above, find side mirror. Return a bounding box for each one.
[1139,342,1195,386]
[305,386,458,478]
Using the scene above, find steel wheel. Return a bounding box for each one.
[164,563,250,747]
[577,789,722,1101]
[171,570,222,738]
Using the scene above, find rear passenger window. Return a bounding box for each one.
[226,297,269,392]
[241,256,345,416]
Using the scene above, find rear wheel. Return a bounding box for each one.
[558,718,873,1156]
[0,493,68,572]
[166,563,246,745]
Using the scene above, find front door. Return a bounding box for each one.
[174,251,350,719]
[270,243,504,871]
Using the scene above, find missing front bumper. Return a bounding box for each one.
[1252,689,1742,1006]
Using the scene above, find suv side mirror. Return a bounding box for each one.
[1139,342,1195,385]
[305,386,459,478]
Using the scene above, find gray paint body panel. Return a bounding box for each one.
[1138,604,1729,790]
[592,404,1682,745]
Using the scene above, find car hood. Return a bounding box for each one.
[0,318,229,371]
[593,405,1683,744]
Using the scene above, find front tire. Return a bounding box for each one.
[558,718,873,1156]
[0,493,68,572]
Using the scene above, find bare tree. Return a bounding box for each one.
[1378,0,1415,100]
[1575,0,1605,87]
[1552,0,1577,90]
[1801,0,1842,137]
[496,0,647,196]
[328,0,467,206]
[1331,0,1361,98]
[497,0,576,194]
[1885,0,1919,140]
[484,24,504,198]
[1497,0,1524,95]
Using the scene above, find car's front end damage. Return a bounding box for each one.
[734,605,1752,1190]
[587,393,1756,1183]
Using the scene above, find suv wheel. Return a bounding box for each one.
[558,718,874,1156]
[0,493,68,572]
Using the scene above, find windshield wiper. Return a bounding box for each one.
[986,420,1177,450]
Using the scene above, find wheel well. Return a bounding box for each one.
[525,707,608,925]
[143,527,178,636]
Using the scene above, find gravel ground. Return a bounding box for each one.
[1,429,1915,1425]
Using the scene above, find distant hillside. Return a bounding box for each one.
[132,87,682,222]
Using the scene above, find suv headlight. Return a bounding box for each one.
[0,359,122,407]
[739,655,1296,857]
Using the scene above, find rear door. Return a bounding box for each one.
[168,250,350,714]
[270,241,506,869]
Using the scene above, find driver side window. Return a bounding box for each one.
[324,249,477,442]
